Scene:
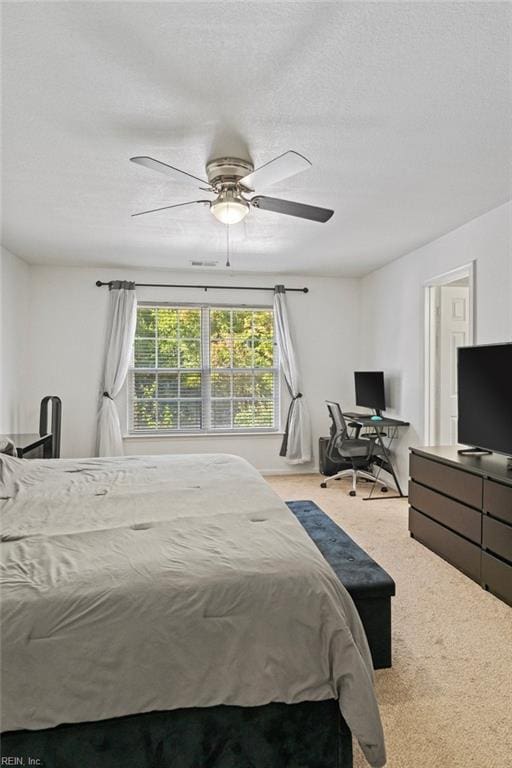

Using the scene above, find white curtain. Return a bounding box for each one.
[273,285,312,463]
[97,281,137,457]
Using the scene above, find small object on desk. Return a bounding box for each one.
[0,437,17,456]
[371,415,383,421]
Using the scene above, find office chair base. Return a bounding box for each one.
[320,468,387,496]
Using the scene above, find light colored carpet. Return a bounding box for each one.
[267,473,512,768]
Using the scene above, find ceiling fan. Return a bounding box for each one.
[130,151,334,225]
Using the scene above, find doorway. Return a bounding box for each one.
[424,263,474,446]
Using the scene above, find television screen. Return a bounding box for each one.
[354,371,386,412]
[458,343,512,455]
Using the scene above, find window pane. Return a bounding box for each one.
[210,310,231,339]
[157,339,178,368]
[136,308,156,337]
[210,340,231,368]
[180,401,202,429]
[232,310,252,336]
[233,400,254,427]
[179,309,200,338]
[134,372,156,398]
[179,340,200,368]
[233,339,253,368]
[211,401,232,429]
[157,401,178,429]
[133,400,157,430]
[134,338,156,368]
[253,311,273,338]
[254,372,273,399]
[180,372,201,397]
[211,372,231,397]
[157,308,178,338]
[254,401,274,427]
[253,339,273,367]
[233,373,253,397]
[158,372,178,398]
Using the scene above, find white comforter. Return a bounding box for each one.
[0,453,386,767]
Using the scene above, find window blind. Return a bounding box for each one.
[129,304,279,434]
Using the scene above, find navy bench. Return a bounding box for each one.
[287,500,395,669]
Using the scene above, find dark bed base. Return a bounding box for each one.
[1,700,352,768]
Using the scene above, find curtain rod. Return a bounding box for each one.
[95,280,309,293]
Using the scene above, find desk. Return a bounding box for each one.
[344,413,410,499]
[3,433,53,459]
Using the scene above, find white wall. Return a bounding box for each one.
[22,266,361,471]
[359,201,512,485]
[0,246,30,433]
[6,202,510,479]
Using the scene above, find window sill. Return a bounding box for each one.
[123,431,284,439]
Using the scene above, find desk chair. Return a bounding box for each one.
[39,396,62,458]
[320,401,387,496]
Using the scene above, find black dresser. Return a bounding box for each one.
[409,446,512,607]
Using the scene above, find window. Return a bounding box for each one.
[129,304,279,434]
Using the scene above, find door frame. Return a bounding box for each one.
[424,262,475,446]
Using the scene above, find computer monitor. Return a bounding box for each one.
[354,371,386,416]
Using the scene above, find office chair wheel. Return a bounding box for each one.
[320,482,327,488]
[349,490,356,497]
[381,487,388,492]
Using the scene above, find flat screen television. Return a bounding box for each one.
[457,343,512,455]
[354,371,386,415]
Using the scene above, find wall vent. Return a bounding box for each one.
[190,260,218,267]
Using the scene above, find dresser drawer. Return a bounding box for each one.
[483,516,512,563]
[409,507,481,582]
[410,453,482,509]
[409,481,481,544]
[482,551,512,606]
[483,479,512,525]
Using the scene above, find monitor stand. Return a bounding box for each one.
[457,446,493,456]
[374,409,383,417]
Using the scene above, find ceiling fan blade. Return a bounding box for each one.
[250,196,334,223]
[130,156,210,187]
[240,150,311,190]
[132,200,211,217]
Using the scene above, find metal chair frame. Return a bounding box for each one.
[320,401,387,496]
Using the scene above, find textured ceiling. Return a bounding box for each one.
[1,1,511,277]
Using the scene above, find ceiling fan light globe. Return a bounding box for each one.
[211,190,249,225]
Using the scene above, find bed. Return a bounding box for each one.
[0,452,385,767]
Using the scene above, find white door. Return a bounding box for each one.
[438,285,470,444]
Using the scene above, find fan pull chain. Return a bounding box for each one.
[226,223,231,268]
